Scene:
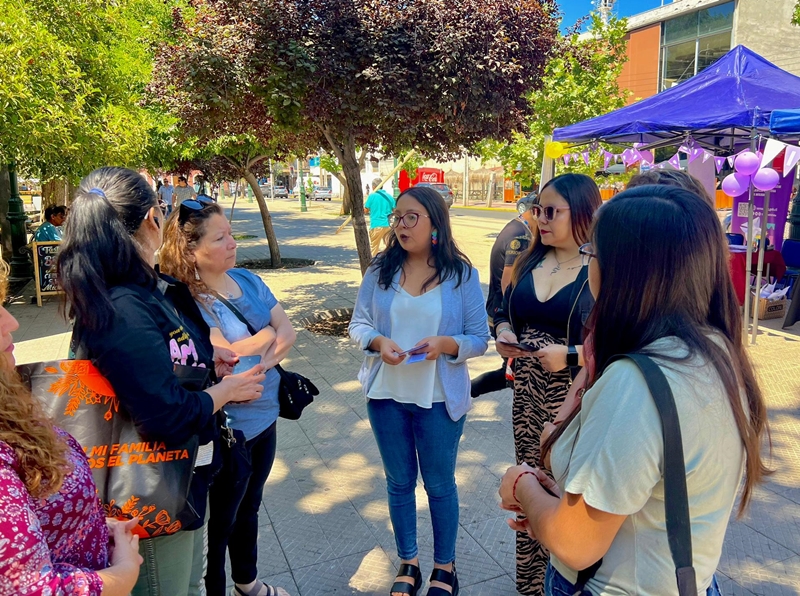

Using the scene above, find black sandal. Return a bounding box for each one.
[427,564,458,596]
[391,562,423,596]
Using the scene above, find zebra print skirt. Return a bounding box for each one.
[512,327,571,595]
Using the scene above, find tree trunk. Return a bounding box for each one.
[0,166,11,264]
[339,142,371,274]
[336,174,351,216]
[242,169,281,267]
[42,178,68,209]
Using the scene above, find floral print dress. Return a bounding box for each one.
[0,428,108,595]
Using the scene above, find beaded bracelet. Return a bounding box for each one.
[512,471,537,504]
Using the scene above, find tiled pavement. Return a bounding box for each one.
[9,198,800,595]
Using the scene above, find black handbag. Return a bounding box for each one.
[211,292,317,420]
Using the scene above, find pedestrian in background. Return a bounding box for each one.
[158,178,175,216]
[500,185,770,595]
[160,198,295,596]
[493,173,601,595]
[470,194,537,397]
[173,176,197,210]
[58,167,266,596]
[364,178,396,257]
[34,205,66,242]
[350,186,489,596]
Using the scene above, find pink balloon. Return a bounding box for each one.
[734,151,760,176]
[639,150,654,164]
[752,167,780,191]
[721,172,750,197]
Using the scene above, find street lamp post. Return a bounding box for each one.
[297,158,308,213]
[7,162,33,280]
[393,157,400,199]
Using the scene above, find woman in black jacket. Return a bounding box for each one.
[492,173,600,596]
[58,167,266,596]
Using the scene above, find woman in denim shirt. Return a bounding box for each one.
[349,186,489,596]
[160,200,295,596]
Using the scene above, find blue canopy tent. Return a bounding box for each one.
[553,45,800,152]
[552,45,800,342]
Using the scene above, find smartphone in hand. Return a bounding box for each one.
[233,355,262,374]
[497,339,536,352]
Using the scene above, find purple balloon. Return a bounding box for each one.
[721,172,750,197]
[735,151,760,176]
[752,167,780,191]
[639,150,654,164]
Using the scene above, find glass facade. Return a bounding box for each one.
[660,2,734,91]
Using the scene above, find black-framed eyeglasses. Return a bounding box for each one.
[579,243,596,262]
[178,196,215,225]
[388,212,430,229]
[531,204,570,221]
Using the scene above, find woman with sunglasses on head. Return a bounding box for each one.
[498,185,770,595]
[349,186,489,596]
[159,198,295,596]
[58,167,267,596]
[492,173,601,595]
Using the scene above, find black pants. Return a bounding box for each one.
[205,422,278,595]
[470,358,509,397]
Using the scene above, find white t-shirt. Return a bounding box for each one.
[550,337,745,595]
[368,285,445,406]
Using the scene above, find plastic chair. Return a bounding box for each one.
[726,233,745,246]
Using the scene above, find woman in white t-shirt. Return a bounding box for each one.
[498,184,770,595]
[350,186,490,596]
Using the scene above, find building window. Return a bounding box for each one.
[660,2,734,91]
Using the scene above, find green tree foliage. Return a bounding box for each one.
[152,0,561,273]
[0,0,176,181]
[794,1,800,25]
[480,14,630,185]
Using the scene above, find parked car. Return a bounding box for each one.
[259,184,289,198]
[414,182,454,208]
[311,186,332,201]
[516,190,538,215]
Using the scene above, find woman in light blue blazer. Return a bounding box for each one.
[349,186,490,596]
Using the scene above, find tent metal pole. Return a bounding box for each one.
[751,188,771,344]
[742,126,758,340]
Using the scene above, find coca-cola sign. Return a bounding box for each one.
[420,171,439,182]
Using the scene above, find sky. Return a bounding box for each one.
[558,0,668,31]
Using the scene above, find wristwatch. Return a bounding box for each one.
[566,345,579,367]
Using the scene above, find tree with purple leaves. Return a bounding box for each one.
[152,0,560,273]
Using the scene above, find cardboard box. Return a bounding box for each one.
[751,294,787,320]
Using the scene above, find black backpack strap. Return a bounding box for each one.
[613,353,698,596]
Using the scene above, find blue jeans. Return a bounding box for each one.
[367,399,465,565]
[544,563,723,595]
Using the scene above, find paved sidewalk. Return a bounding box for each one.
[9,198,800,595]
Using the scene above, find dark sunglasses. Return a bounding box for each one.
[531,204,570,221]
[178,196,215,224]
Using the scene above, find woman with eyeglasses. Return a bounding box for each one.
[492,173,601,595]
[498,185,769,595]
[58,167,267,596]
[159,198,295,596]
[349,186,489,596]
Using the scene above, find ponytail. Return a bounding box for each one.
[57,167,158,333]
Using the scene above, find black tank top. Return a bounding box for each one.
[511,271,576,339]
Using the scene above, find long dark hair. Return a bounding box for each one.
[374,186,472,291]
[58,167,159,333]
[559,185,769,515]
[511,173,601,285]
[627,169,713,206]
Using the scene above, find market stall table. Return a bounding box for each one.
[729,248,787,305]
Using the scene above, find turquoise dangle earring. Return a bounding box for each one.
[431,229,438,246]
